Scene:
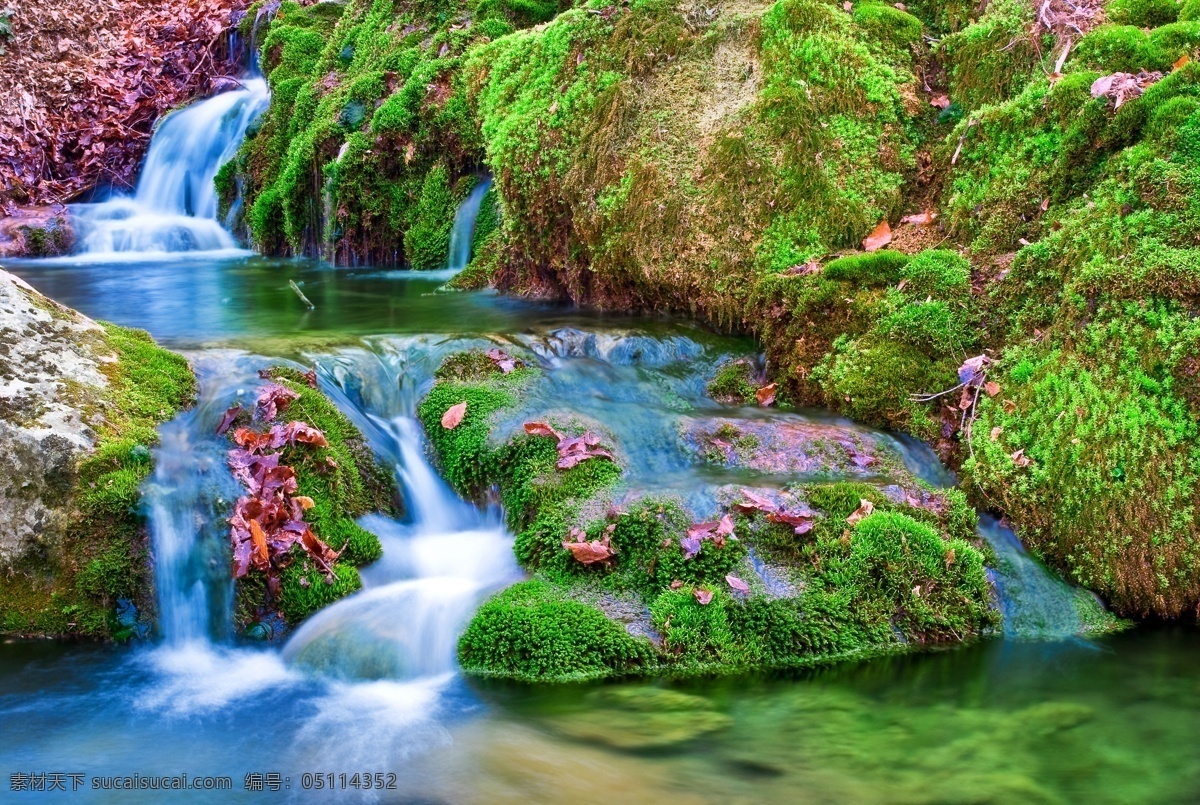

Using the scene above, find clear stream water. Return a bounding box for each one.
[2,258,1199,804]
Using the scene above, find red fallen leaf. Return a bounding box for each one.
[726,574,750,593]
[302,368,319,388]
[670,579,684,589]
[248,519,269,570]
[716,514,735,537]
[767,509,815,535]
[957,355,990,387]
[485,348,518,374]
[232,427,275,454]
[929,95,950,109]
[216,404,242,436]
[271,421,329,448]
[441,401,467,430]
[562,526,616,564]
[984,381,1001,397]
[524,421,563,440]
[863,220,892,252]
[694,588,714,605]
[756,383,778,407]
[1011,448,1033,468]
[846,499,875,526]
[1175,54,1190,71]
[900,211,937,226]
[257,384,300,421]
[680,534,704,560]
[735,489,779,514]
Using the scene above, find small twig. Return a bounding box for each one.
[950,119,977,165]
[289,280,315,310]
[910,381,967,403]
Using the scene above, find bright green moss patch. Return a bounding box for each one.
[458,580,654,681]
[706,358,758,404]
[0,324,196,638]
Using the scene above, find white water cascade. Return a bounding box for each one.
[71,78,269,257]
[446,176,492,272]
[283,342,521,680]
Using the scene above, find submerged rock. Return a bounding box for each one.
[0,267,195,636]
[683,415,902,478]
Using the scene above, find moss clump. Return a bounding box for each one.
[17,218,73,256]
[1106,0,1179,28]
[1,324,196,638]
[706,359,758,404]
[942,0,1044,109]
[458,580,654,681]
[235,368,396,631]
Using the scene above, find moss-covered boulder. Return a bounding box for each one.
[419,350,997,682]
[230,367,398,635]
[0,268,195,637]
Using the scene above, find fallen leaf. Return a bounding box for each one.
[257,384,300,422]
[1011,448,1033,467]
[725,574,750,593]
[441,401,467,429]
[984,381,1001,397]
[302,368,319,388]
[756,382,778,406]
[944,547,956,568]
[990,426,1003,442]
[562,537,615,564]
[694,588,714,605]
[1175,54,1190,70]
[524,421,563,440]
[957,355,990,387]
[1002,399,1017,414]
[670,579,684,589]
[900,210,937,226]
[734,489,779,514]
[928,95,950,109]
[846,499,875,526]
[1039,197,1050,212]
[863,220,892,252]
[293,496,315,510]
[216,404,242,436]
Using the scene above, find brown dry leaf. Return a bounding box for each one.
[562,538,615,565]
[1011,448,1033,468]
[293,496,316,510]
[944,548,956,569]
[1039,197,1050,212]
[984,381,1001,397]
[1002,399,1017,414]
[670,579,684,590]
[756,382,778,407]
[1175,54,1190,70]
[929,95,950,109]
[441,401,467,430]
[846,499,875,526]
[248,519,268,568]
[863,220,892,252]
[524,421,563,440]
[694,588,715,605]
[990,426,1003,442]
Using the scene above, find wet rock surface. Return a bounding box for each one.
[0,268,109,562]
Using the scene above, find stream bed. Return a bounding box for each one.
[3,257,1199,803]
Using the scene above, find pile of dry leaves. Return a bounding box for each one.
[0,0,248,206]
[222,384,341,596]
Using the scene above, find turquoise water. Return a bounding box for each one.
[2,256,1197,803]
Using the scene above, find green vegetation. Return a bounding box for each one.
[236,368,395,630]
[418,351,995,682]
[0,325,196,638]
[232,0,1200,620]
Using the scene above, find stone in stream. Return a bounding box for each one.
[0,267,195,637]
[682,415,903,478]
[0,207,74,258]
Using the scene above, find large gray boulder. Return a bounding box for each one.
[0,269,109,562]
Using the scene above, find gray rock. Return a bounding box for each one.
[0,268,110,563]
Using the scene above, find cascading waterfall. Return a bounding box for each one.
[70,78,269,257]
[446,176,492,272]
[283,339,520,680]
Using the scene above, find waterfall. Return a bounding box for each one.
[283,340,521,680]
[70,79,269,257]
[143,355,255,644]
[976,515,1097,639]
[446,176,492,272]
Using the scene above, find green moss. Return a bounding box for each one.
[457,580,653,681]
[1106,0,1179,27]
[821,250,910,285]
[706,358,758,404]
[943,0,1044,109]
[403,164,457,269]
[650,586,744,665]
